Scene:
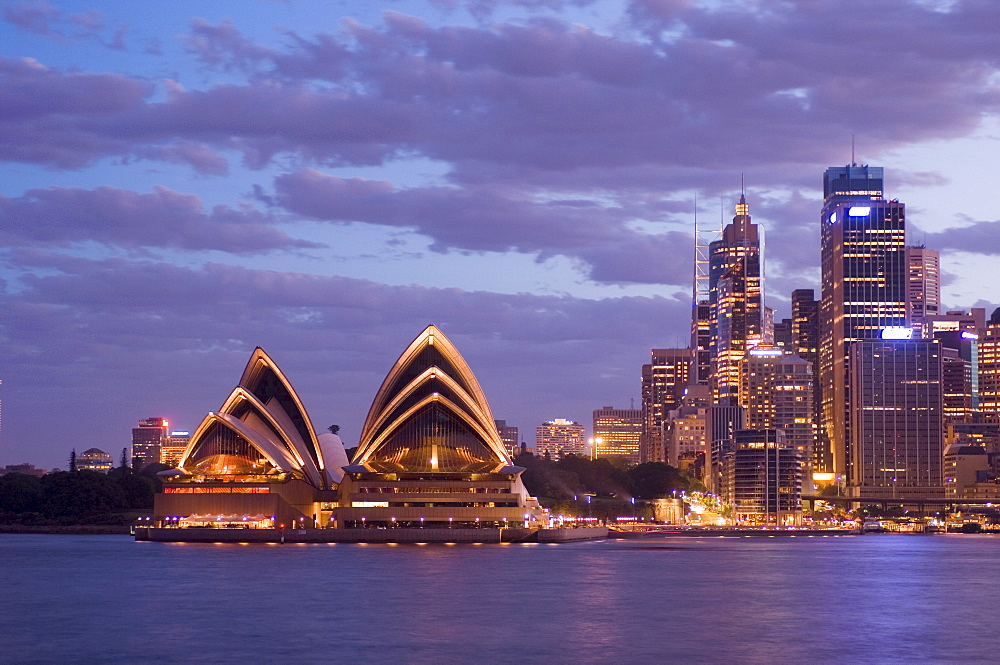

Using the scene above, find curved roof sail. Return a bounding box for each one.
[237,348,325,474]
[177,348,328,488]
[355,325,511,472]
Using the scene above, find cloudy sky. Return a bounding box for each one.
[2,0,999,469]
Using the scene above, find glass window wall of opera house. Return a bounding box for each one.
[152,326,548,530]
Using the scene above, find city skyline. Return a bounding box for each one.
[3,1,1000,469]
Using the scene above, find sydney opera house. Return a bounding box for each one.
[152,326,548,537]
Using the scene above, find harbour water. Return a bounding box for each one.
[3,533,998,664]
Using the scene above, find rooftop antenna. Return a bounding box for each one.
[741,172,745,198]
[851,134,856,167]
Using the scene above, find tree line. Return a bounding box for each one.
[0,466,163,526]
[513,453,704,518]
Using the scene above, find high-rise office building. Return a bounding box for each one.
[935,331,976,425]
[160,430,191,468]
[132,417,170,471]
[494,420,521,459]
[720,429,802,525]
[980,308,1000,425]
[849,338,944,498]
[773,318,793,351]
[791,289,825,472]
[709,194,763,404]
[819,164,907,481]
[741,348,816,488]
[592,407,643,464]
[905,246,940,338]
[535,419,586,460]
[641,349,691,463]
[706,403,745,493]
[791,289,820,364]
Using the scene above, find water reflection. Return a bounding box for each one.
[2,535,999,664]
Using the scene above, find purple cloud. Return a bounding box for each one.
[0,255,684,466]
[274,168,692,284]
[0,185,321,253]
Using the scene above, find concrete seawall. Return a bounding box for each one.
[135,526,608,544]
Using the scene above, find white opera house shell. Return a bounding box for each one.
[152,326,545,531]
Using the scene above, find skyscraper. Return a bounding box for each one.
[741,348,816,488]
[980,308,1000,425]
[641,348,691,462]
[132,417,170,471]
[709,194,763,404]
[818,164,906,481]
[849,338,944,498]
[905,246,940,338]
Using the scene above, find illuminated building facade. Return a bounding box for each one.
[741,349,815,488]
[665,396,708,475]
[77,448,113,473]
[791,289,825,471]
[338,326,546,528]
[819,165,907,481]
[592,407,643,464]
[494,420,521,459]
[159,431,190,468]
[709,194,763,404]
[720,429,802,525]
[905,246,940,338]
[935,331,976,424]
[980,309,1000,425]
[849,339,944,498]
[132,417,170,471]
[641,348,691,463]
[536,419,586,460]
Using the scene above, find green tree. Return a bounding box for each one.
[0,473,43,513]
[39,471,127,519]
[627,462,691,499]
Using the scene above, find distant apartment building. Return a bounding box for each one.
[535,419,586,460]
[592,407,643,464]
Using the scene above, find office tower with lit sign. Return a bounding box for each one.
[592,407,643,464]
[641,348,692,462]
[849,338,944,498]
[132,417,170,471]
[160,430,190,468]
[741,349,815,487]
[709,194,763,404]
[818,164,907,486]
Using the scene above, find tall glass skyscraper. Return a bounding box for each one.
[709,194,763,405]
[818,165,907,485]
